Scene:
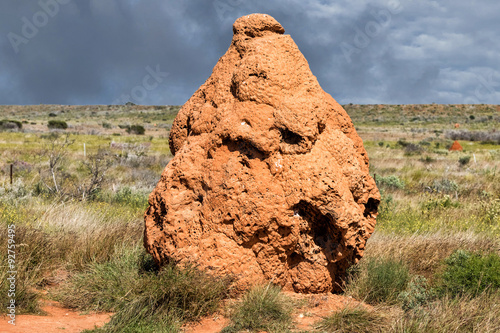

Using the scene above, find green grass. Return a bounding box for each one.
[437,250,500,297]
[0,103,499,331]
[315,305,387,333]
[222,284,293,333]
[345,257,411,305]
[58,244,232,333]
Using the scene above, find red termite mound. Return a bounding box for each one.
[449,140,463,151]
[144,14,380,293]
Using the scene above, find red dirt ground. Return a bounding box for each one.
[0,300,112,333]
[1,291,363,332]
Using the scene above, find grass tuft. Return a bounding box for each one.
[345,257,411,305]
[56,244,232,332]
[222,284,293,333]
[315,305,388,333]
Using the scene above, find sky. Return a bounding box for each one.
[0,0,499,106]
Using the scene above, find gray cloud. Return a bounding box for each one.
[0,0,498,105]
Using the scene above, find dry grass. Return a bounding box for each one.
[365,232,499,279]
[1,104,499,331]
[391,292,500,332]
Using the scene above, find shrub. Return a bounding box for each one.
[222,284,292,333]
[377,190,394,220]
[437,250,500,297]
[420,156,435,163]
[47,120,68,129]
[428,179,458,193]
[445,129,500,144]
[112,187,149,210]
[102,122,112,129]
[127,124,146,135]
[345,257,411,305]
[375,175,405,190]
[0,119,23,130]
[397,276,434,312]
[397,139,409,147]
[458,155,471,166]
[404,143,424,155]
[421,195,459,211]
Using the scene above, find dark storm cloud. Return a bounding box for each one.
[0,0,499,105]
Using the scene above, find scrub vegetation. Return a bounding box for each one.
[0,104,499,332]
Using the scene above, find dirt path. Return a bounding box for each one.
[0,300,112,333]
[0,290,362,333]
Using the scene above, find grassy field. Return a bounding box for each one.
[1,104,499,332]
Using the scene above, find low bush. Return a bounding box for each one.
[421,195,460,211]
[375,175,405,190]
[47,120,68,129]
[397,138,410,147]
[222,284,292,333]
[458,155,471,166]
[127,125,146,135]
[428,178,459,193]
[404,143,424,155]
[0,119,23,130]
[437,250,500,297]
[419,155,435,163]
[397,276,434,312]
[445,129,500,144]
[111,187,149,210]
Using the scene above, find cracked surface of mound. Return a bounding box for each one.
[144,13,380,293]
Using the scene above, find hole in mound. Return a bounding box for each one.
[317,122,325,134]
[279,128,302,145]
[249,72,268,79]
[244,30,256,38]
[222,138,266,160]
[363,197,379,218]
[287,252,304,268]
[289,201,343,286]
